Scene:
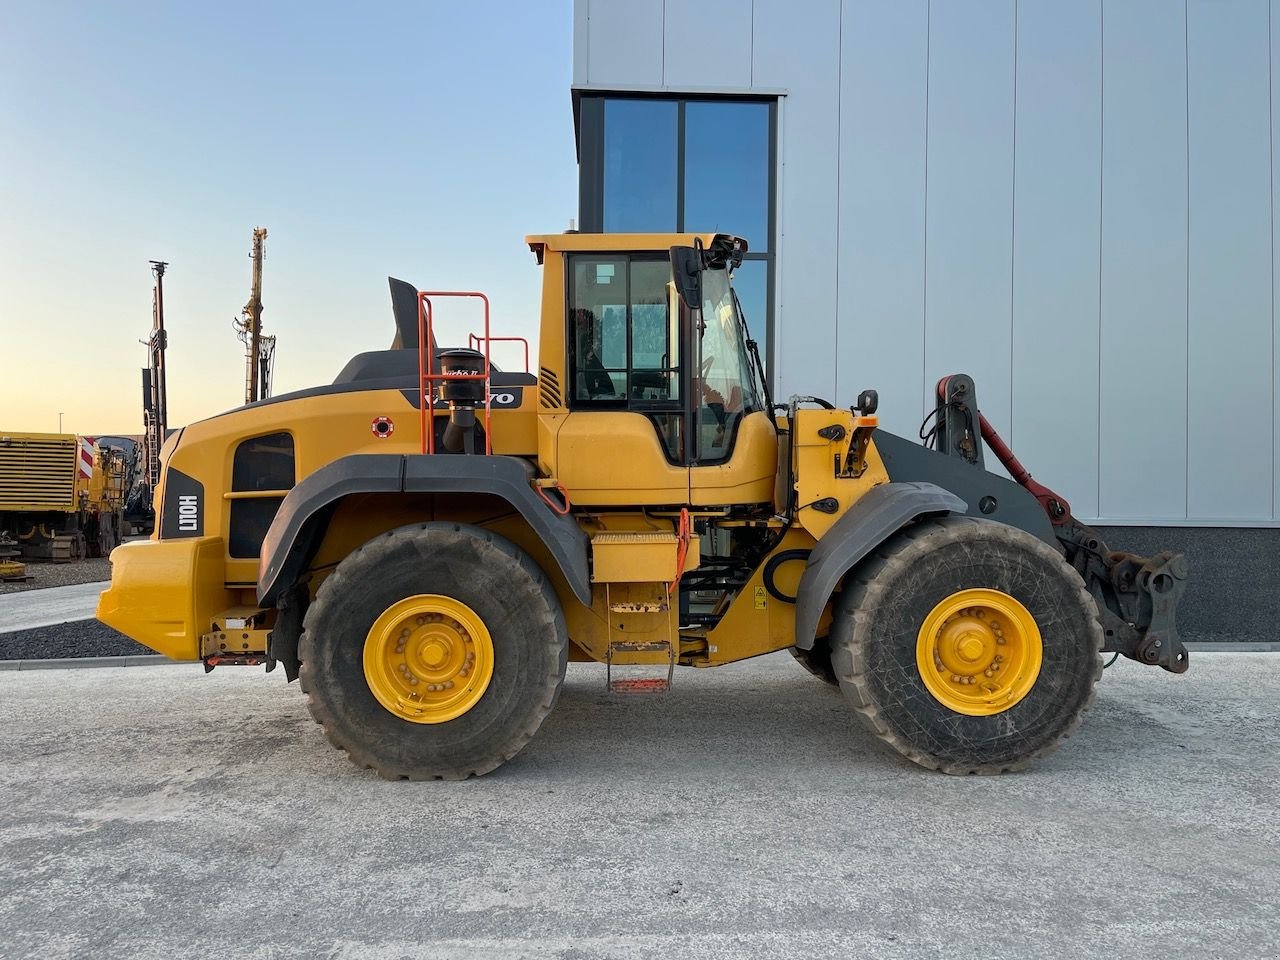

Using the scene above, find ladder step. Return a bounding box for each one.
[608,602,667,614]
[609,677,671,694]
[606,638,674,694]
[609,640,670,652]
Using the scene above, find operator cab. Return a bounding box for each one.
[565,234,767,467]
[533,231,777,508]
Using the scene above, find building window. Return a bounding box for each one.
[683,100,771,248]
[578,94,777,372]
[603,100,678,232]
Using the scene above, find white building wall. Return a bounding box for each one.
[573,0,1280,526]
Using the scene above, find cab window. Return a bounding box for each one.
[569,255,684,460]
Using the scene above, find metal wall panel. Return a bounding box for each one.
[752,0,842,399]
[573,0,590,86]
[663,0,752,89]
[1010,1,1103,519]
[1187,0,1273,520]
[1272,0,1280,522]
[582,0,664,88]
[1099,0,1188,520]
[836,0,929,438]
[923,1,1017,436]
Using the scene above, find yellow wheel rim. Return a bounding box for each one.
[915,588,1042,716]
[362,594,494,724]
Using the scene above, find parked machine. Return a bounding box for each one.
[0,432,128,558]
[98,232,1188,779]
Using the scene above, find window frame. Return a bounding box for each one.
[566,252,695,465]
[577,92,778,382]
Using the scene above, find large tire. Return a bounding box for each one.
[830,516,1103,774]
[298,522,567,780]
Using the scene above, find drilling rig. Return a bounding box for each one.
[233,227,276,404]
[128,259,169,533]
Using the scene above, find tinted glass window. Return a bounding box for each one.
[570,257,680,404]
[604,100,678,232]
[684,101,771,251]
[229,498,283,559]
[232,432,295,491]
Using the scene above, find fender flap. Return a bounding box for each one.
[257,454,591,608]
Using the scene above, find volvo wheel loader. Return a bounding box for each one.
[98,232,1189,779]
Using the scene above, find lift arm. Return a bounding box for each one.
[932,376,1189,674]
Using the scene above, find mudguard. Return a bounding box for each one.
[257,454,591,607]
[792,482,967,651]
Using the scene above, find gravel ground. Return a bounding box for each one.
[0,654,1276,960]
[0,557,113,595]
[0,620,148,660]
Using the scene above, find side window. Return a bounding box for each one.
[569,256,684,461]
[229,432,294,559]
[628,260,680,403]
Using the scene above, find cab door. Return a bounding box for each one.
[554,252,774,509]
[554,254,691,506]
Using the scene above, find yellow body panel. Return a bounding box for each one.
[97,537,233,661]
[688,411,777,506]
[555,413,688,505]
[591,532,679,582]
[550,410,777,508]
[791,409,890,540]
[700,529,820,665]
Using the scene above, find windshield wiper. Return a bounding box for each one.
[731,287,776,419]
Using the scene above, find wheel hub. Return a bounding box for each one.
[363,595,495,724]
[916,588,1042,716]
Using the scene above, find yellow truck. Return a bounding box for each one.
[0,432,127,558]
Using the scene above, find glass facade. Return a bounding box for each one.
[579,95,776,368]
[683,101,771,251]
[603,100,678,232]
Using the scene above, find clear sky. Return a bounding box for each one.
[0,1,576,436]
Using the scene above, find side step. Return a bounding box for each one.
[606,639,674,694]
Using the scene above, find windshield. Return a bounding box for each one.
[699,267,764,413]
[696,266,764,460]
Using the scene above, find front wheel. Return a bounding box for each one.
[298,522,568,780]
[831,517,1103,774]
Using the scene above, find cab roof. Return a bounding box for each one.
[524,232,746,264]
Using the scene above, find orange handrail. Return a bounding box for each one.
[469,333,530,373]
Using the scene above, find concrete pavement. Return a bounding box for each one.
[0,652,1276,959]
[0,581,106,634]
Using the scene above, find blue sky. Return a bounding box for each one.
[0,1,576,434]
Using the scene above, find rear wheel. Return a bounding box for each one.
[830,517,1103,774]
[299,522,567,780]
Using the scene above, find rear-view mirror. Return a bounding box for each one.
[669,246,702,311]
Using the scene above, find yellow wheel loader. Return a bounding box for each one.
[98,232,1188,779]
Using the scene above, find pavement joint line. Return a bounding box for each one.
[0,643,1276,671]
